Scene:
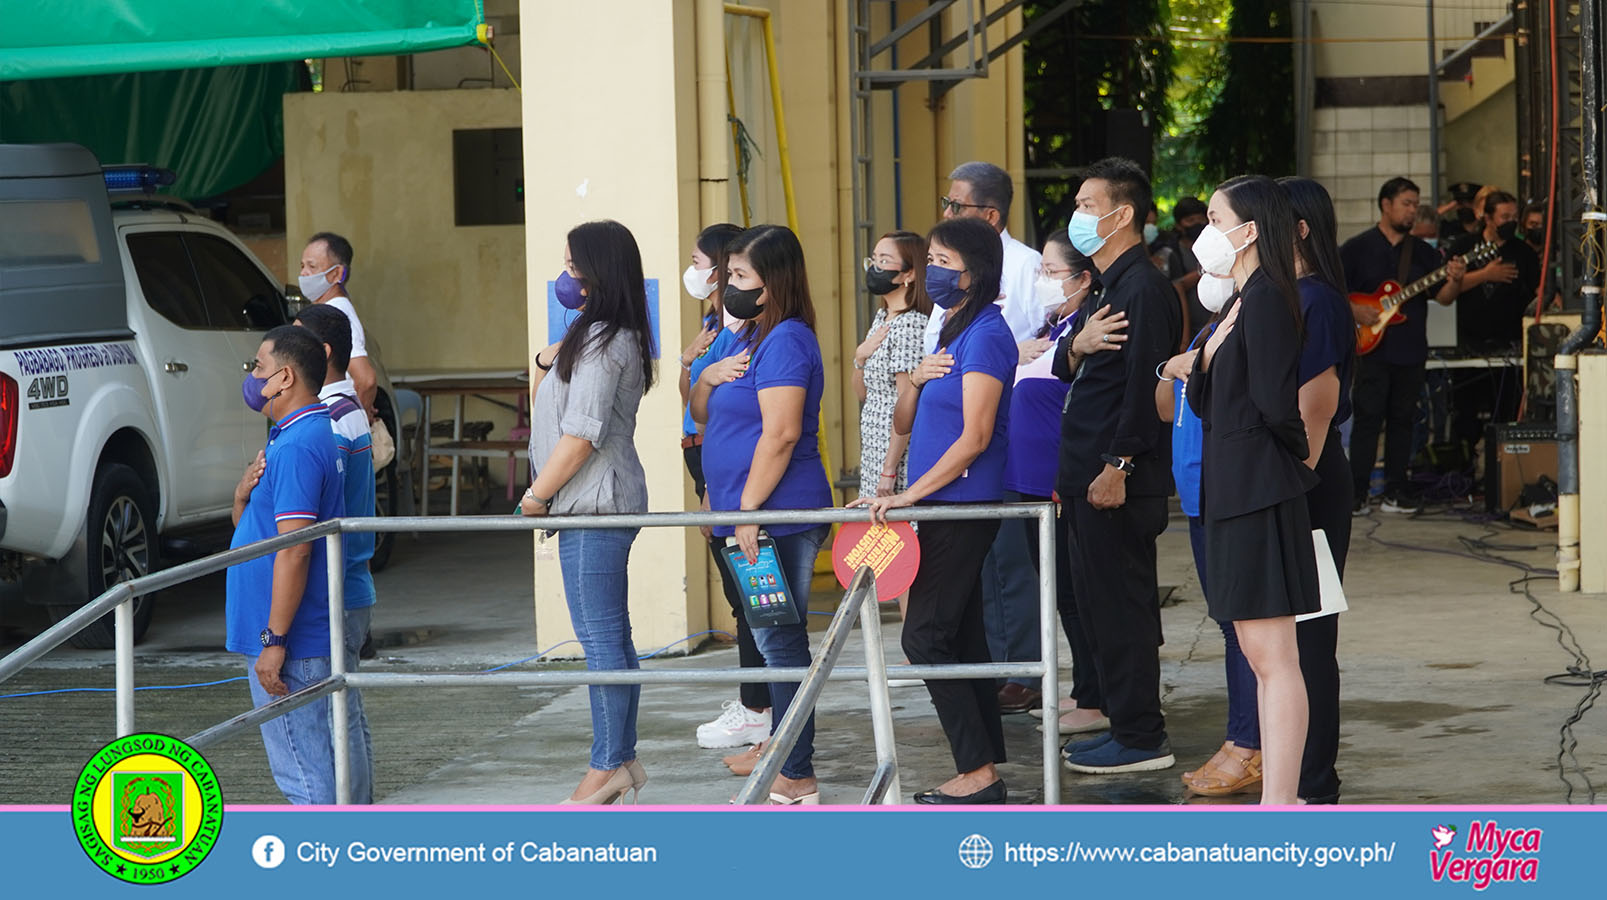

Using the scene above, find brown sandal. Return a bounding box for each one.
[1181,742,1235,785]
[1187,749,1262,796]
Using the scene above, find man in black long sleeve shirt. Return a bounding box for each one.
[1051,158,1182,773]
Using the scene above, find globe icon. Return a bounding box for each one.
[957,834,993,869]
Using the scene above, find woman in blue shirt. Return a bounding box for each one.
[853,216,1017,804]
[1280,176,1356,805]
[1159,277,1260,797]
[676,223,776,757]
[691,224,832,805]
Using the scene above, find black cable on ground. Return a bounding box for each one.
[1364,511,1597,803]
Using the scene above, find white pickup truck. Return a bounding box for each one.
[0,144,406,648]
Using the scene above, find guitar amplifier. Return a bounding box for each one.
[1484,422,1558,514]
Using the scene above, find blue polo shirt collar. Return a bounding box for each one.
[270,403,328,441]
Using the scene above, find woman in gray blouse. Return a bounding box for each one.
[520,220,655,805]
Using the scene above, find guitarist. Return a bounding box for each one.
[1340,177,1466,515]
[1443,189,1538,459]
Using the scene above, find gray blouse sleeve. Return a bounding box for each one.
[560,331,627,446]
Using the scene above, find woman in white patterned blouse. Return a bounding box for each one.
[853,231,932,501]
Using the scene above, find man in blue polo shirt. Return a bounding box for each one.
[227,325,345,805]
[293,303,377,804]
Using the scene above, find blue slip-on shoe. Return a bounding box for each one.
[1064,737,1176,774]
[1061,730,1113,758]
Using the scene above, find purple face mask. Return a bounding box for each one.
[555,271,587,310]
[242,369,284,414]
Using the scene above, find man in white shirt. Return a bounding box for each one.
[924,161,1044,352]
[300,232,377,416]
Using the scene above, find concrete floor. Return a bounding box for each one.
[1,508,1602,805]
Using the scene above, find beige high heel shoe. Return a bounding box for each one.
[623,759,647,804]
[559,766,633,806]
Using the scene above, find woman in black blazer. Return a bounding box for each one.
[1188,174,1320,805]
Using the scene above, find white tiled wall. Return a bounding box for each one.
[1309,105,1446,241]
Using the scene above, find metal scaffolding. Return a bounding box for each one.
[845,1,1078,347]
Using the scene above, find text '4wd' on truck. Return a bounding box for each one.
[1,144,408,649]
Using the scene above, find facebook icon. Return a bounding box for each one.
[252,834,286,869]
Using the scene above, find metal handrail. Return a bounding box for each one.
[0,503,1059,805]
[734,567,884,804]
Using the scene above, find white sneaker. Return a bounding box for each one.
[696,699,771,749]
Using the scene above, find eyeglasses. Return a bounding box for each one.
[1038,266,1076,279]
[938,196,995,215]
[862,257,905,272]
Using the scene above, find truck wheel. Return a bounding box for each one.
[47,464,158,649]
[368,461,398,573]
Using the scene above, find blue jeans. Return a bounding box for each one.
[981,491,1042,688]
[1187,516,1260,750]
[245,654,337,805]
[752,525,829,780]
[558,527,641,771]
[341,606,376,804]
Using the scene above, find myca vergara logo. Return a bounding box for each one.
[72,733,223,884]
[1428,820,1540,891]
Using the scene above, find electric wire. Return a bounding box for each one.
[1364,513,1598,803]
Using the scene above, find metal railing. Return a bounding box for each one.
[0,503,1060,805]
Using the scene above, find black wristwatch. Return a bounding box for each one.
[1100,453,1136,475]
[259,628,288,649]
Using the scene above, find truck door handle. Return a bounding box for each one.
[164,360,189,373]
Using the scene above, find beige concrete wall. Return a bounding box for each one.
[1443,80,1518,197]
[518,0,704,653]
[1579,355,1607,594]
[283,89,526,374]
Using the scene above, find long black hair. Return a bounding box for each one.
[554,219,657,391]
[927,216,1003,348]
[1277,176,1346,294]
[1217,174,1304,341]
[725,224,816,346]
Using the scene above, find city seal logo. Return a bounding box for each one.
[72,733,223,884]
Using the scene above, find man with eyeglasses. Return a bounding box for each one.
[923,161,1044,355]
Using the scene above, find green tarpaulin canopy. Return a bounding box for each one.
[0,0,486,81]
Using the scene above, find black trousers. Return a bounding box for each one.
[1349,355,1426,498]
[903,515,1006,774]
[1064,494,1169,750]
[685,444,768,710]
[1020,493,1105,710]
[1299,431,1353,802]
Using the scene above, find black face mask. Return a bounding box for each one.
[1182,222,1206,241]
[723,284,765,320]
[865,265,902,296]
[1496,221,1519,243]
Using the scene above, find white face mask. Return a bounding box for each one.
[1198,272,1236,313]
[298,264,339,302]
[1033,273,1068,310]
[1193,221,1254,277]
[683,264,717,300]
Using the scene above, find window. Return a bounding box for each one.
[186,234,288,330]
[453,127,524,226]
[126,233,209,330]
[0,199,102,268]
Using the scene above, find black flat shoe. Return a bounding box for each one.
[913,780,1007,805]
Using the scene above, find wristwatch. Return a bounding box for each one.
[1100,453,1136,475]
[259,628,288,649]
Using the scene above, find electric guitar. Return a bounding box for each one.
[1352,239,1500,355]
